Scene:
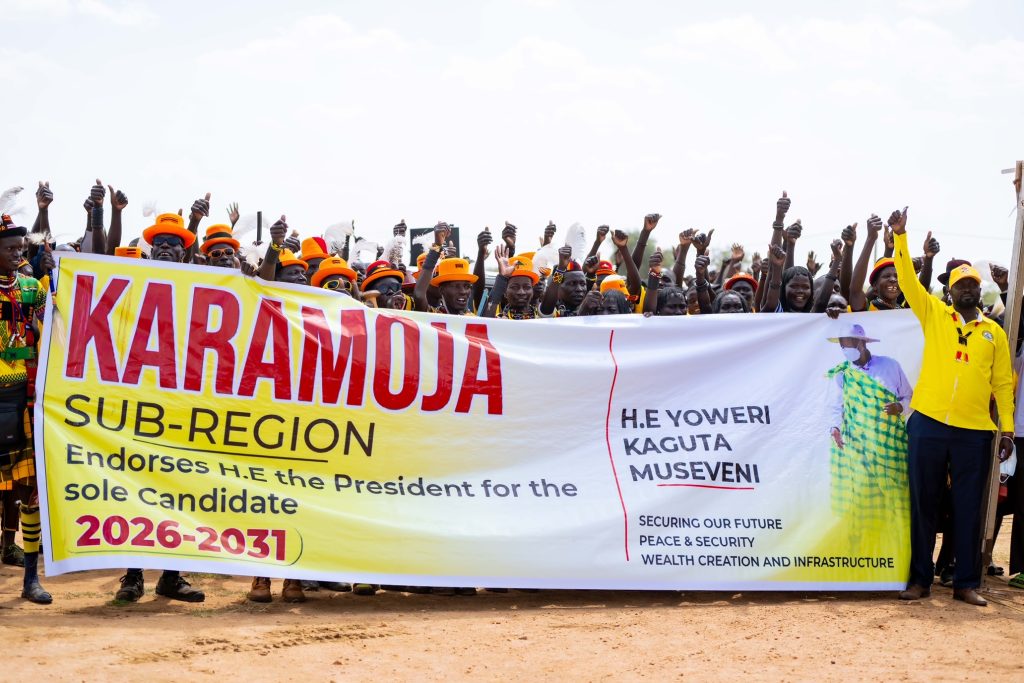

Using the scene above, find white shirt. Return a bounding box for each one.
[829,354,913,431]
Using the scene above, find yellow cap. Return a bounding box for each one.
[947,264,982,289]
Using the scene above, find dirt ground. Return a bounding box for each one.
[3,521,1024,682]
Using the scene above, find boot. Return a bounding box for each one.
[898,584,931,600]
[953,588,988,606]
[155,571,205,603]
[115,570,145,602]
[21,552,52,605]
[300,580,320,592]
[281,579,306,603]
[2,542,25,567]
[352,583,378,596]
[247,576,272,603]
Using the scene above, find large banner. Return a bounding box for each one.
[36,254,924,590]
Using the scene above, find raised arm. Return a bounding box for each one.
[186,192,211,262]
[587,224,609,261]
[257,216,287,281]
[838,223,856,304]
[812,240,843,313]
[81,180,105,254]
[918,231,940,292]
[693,254,713,315]
[539,245,572,316]
[473,227,492,309]
[631,213,660,270]
[783,220,801,270]
[32,181,52,240]
[771,191,790,250]
[890,207,933,318]
[759,244,787,313]
[849,215,881,311]
[673,229,694,286]
[612,230,642,297]
[414,222,449,312]
[105,184,128,255]
[501,221,517,259]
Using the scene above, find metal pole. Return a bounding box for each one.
[982,160,1024,570]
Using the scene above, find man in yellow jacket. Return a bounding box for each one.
[891,207,1015,606]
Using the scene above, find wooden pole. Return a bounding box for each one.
[982,160,1024,571]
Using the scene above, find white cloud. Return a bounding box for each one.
[899,0,973,13]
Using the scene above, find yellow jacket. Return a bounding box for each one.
[894,232,1014,432]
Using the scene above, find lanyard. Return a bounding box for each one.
[952,312,977,363]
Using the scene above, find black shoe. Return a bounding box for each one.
[939,566,954,588]
[155,574,205,603]
[318,581,351,592]
[300,580,321,592]
[22,579,52,605]
[455,587,477,596]
[115,572,145,602]
[2,543,25,567]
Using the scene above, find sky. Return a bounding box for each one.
[2,0,1023,268]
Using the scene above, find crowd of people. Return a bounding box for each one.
[0,179,1022,607]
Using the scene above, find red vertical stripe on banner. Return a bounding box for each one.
[604,330,630,561]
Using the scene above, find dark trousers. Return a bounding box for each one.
[907,412,992,589]
[999,439,1024,575]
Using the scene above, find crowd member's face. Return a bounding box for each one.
[440,280,473,313]
[367,277,402,301]
[532,279,545,303]
[0,236,25,274]
[951,278,981,311]
[559,272,588,308]
[730,281,754,307]
[351,262,367,286]
[150,234,185,262]
[686,289,700,315]
[659,292,687,316]
[601,295,627,315]
[306,257,324,279]
[785,274,812,310]
[827,294,848,316]
[277,264,308,286]
[717,292,745,314]
[506,276,534,308]
[875,266,900,303]
[207,245,237,269]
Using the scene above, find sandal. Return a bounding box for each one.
[1008,573,1024,589]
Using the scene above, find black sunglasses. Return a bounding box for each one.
[151,235,184,247]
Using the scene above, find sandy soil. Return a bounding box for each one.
[3,521,1024,682]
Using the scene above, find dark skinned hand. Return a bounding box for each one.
[694,254,710,282]
[191,193,211,221]
[730,243,744,263]
[434,221,451,246]
[889,207,908,235]
[477,227,493,252]
[841,223,857,247]
[108,185,128,211]
[769,243,786,267]
[502,221,517,248]
[39,250,55,273]
[775,191,790,222]
[611,229,629,248]
[541,221,556,246]
[583,254,599,274]
[830,239,843,263]
[991,264,1009,291]
[596,224,610,242]
[649,247,664,272]
[923,231,940,258]
[270,216,287,246]
[89,179,105,205]
[643,213,661,233]
[865,214,882,239]
[806,251,822,276]
[785,220,802,243]
[227,202,240,226]
[692,229,714,256]
[557,245,572,269]
[36,181,53,210]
